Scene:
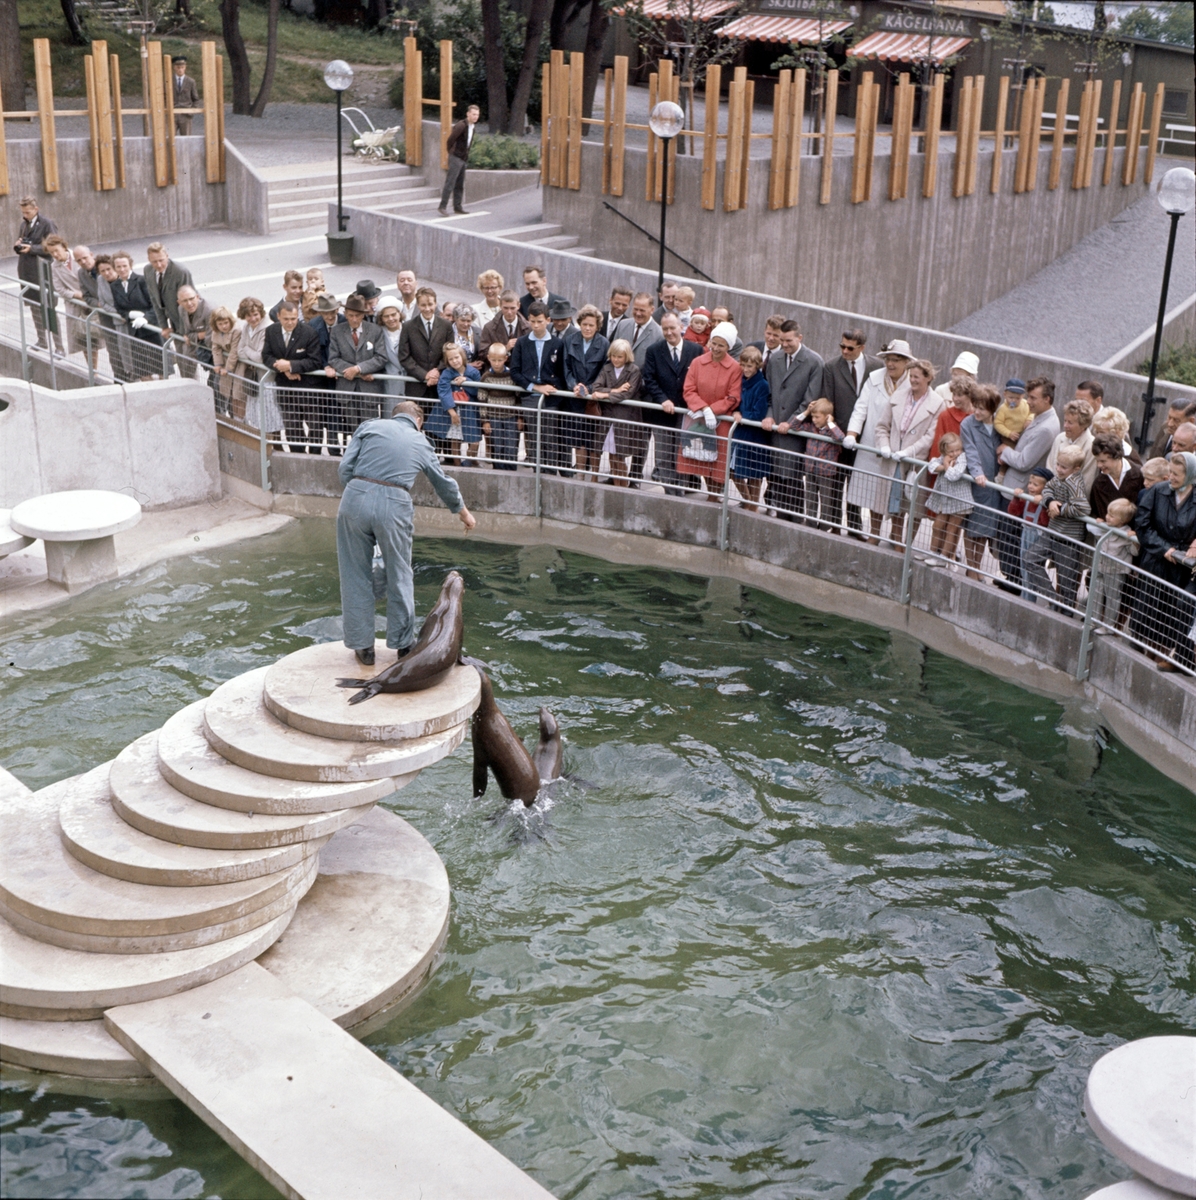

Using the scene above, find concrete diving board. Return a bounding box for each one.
[105,962,556,1200]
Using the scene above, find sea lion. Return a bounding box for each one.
[470,667,562,807]
[337,571,464,704]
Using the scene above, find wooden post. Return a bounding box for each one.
[0,76,10,197]
[403,37,422,167]
[163,52,178,185]
[645,69,658,201]
[700,63,719,210]
[1024,76,1044,191]
[540,62,551,186]
[769,69,791,210]
[145,41,168,187]
[1071,80,1091,188]
[1013,78,1034,192]
[1122,81,1144,185]
[601,67,612,194]
[552,49,567,189]
[991,74,1009,193]
[439,40,453,171]
[202,40,221,183]
[1083,79,1102,187]
[786,67,804,206]
[140,35,151,137]
[851,70,873,203]
[820,68,838,205]
[666,67,678,205]
[1047,77,1068,190]
[1144,81,1164,184]
[216,52,225,182]
[922,73,943,198]
[739,77,753,210]
[888,72,906,200]
[33,39,60,193]
[611,55,628,198]
[964,74,983,194]
[92,41,116,190]
[656,57,674,202]
[85,55,103,190]
[111,53,126,188]
[952,76,973,198]
[1102,77,1122,187]
[567,51,583,190]
[724,67,745,211]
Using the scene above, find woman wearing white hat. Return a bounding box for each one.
[677,321,742,499]
[374,296,406,405]
[934,350,979,403]
[843,340,914,544]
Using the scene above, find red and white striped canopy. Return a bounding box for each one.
[717,15,853,42]
[848,31,972,62]
[628,0,738,18]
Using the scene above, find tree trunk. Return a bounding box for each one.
[507,0,548,135]
[480,0,509,133]
[60,0,87,44]
[581,0,608,119]
[175,0,192,17]
[249,0,279,117]
[219,0,253,115]
[549,0,572,50]
[0,0,26,112]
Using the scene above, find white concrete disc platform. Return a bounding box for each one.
[0,854,318,955]
[204,666,468,783]
[1085,1182,1187,1199]
[1085,1036,1196,1196]
[9,490,143,541]
[263,642,481,743]
[158,699,407,813]
[113,731,375,848]
[0,509,34,557]
[60,754,326,886]
[259,807,450,1030]
[0,767,314,940]
[0,1015,153,1079]
[0,909,295,1021]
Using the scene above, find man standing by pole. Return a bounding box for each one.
[438,104,480,217]
[337,400,476,666]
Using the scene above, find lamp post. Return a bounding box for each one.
[324,59,355,265]
[648,100,685,297]
[1138,166,1195,453]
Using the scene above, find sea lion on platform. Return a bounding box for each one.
[470,667,562,807]
[337,571,464,705]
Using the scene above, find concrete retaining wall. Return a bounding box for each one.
[220,440,1196,793]
[2,375,221,510]
[338,203,1196,441]
[543,140,1151,331]
[3,138,227,247]
[225,141,270,237]
[1104,292,1196,373]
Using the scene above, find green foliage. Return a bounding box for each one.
[619,0,740,84]
[1141,343,1196,388]
[468,134,539,169]
[1117,3,1195,46]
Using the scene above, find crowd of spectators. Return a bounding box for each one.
[12,198,1196,674]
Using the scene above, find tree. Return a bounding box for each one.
[508,0,549,135]
[480,0,510,132]
[1117,3,1194,46]
[219,0,253,115]
[0,0,25,113]
[249,0,280,117]
[60,0,87,44]
[580,0,609,119]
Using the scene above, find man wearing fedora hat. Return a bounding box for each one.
[328,295,387,433]
[354,280,382,316]
[307,292,345,363]
[548,298,576,337]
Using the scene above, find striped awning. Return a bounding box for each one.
[847,31,972,62]
[718,15,853,42]
[628,0,738,18]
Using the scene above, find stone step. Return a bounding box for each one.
[61,746,325,886]
[267,165,415,190]
[268,174,420,200]
[0,1013,153,1079]
[488,222,564,242]
[263,642,480,744]
[0,855,316,954]
[571,247,597,257]
[0,766,311,941]
[203,666,468,784]
[0,909,294,1021]
[157,699,404,814]
[113,731,372,849]
[531,234,580,251]
[345,189,443,213]
[267,182,431,214]
[104,963,557,1200]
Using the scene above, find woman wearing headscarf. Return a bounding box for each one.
[843,340,914,544]
[1132,451,1196,671]
[374,296,406,405]
[677,321,742,500]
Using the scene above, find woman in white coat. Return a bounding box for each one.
[874,359,945,548]
[844,341,915,544]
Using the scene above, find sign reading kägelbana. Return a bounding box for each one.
[879,8,974,35]
[756,0,852,14]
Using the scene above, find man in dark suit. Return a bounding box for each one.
[143,242,193,340]
[438,104,480,216]
[820,326,882,538]
[518,266,566,318]
[510,302,567,473]
[763,320,824,522]
[171,57,200,136]
[642,313,702,495]
[479,290,529,360]
[264,301,325,452]
[1149,399,1196,460]
[600,287,632,342]
[398,286,452,406]
[327,294,387,433]
[748,315,785,374]
[307,292,345,365]
[14,197,57,349]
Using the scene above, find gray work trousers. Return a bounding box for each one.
[440,156,467,210]
[337,478,416,651]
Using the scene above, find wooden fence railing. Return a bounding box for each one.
[541,54,1166,212]
[0,36,225,195]
[400,34,458,169]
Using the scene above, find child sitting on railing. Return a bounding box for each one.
[925,432,973,566]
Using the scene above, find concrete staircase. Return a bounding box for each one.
[482,219,595,258]
[265,162,442,232]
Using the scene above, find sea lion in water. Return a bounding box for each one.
[337,571,464,704]
[471,667,563,807]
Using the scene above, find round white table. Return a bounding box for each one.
[0,509,33,558]
[1085,1036,1196,1197]
[10,490,142,592]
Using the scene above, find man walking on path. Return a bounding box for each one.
[438,105,480,216]
[171,57,200,136]
[337,401,476,665]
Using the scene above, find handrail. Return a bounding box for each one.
[600,202,716,283]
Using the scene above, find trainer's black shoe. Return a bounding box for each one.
[355,646,376,666]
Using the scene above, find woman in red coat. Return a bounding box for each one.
[677,322,742,499]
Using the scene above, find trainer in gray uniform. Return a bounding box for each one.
[336,401,476,664]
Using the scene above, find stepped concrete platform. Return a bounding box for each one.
[263,641,480,742]
[0,1014,152,1079]
[105,963,556,1200]
[204,666,469,783]
[113,732,373,849]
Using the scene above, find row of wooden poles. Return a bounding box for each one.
[541,52,1167,211]
[0,37,225,197]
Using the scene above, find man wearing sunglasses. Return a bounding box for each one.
[820,328,881,539]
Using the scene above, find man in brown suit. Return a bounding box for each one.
[820,327,882,538]
[438,104,480,216]
[398,286,452,405]
[171,57,200,136]
[479,290,529,362]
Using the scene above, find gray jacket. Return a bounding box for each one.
[765,343,824,432]
[608,316,663,369]
[143,260,194,334]
[328,320,387,394]
[1001,407,1061,491]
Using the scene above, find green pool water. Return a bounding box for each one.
[1,520,1193,1200]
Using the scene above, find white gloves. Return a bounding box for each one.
[892,448,905,462]
[880,446,892,460]
[130,310,147,331]
[702,406,717,430]
[842,433,857,449]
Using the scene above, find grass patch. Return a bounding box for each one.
[1139,342,1196,388]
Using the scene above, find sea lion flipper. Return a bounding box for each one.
[471,725,490,798]
[336,677,369,688]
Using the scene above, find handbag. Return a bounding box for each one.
[446,388,468,440]
[681,412,718,463]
